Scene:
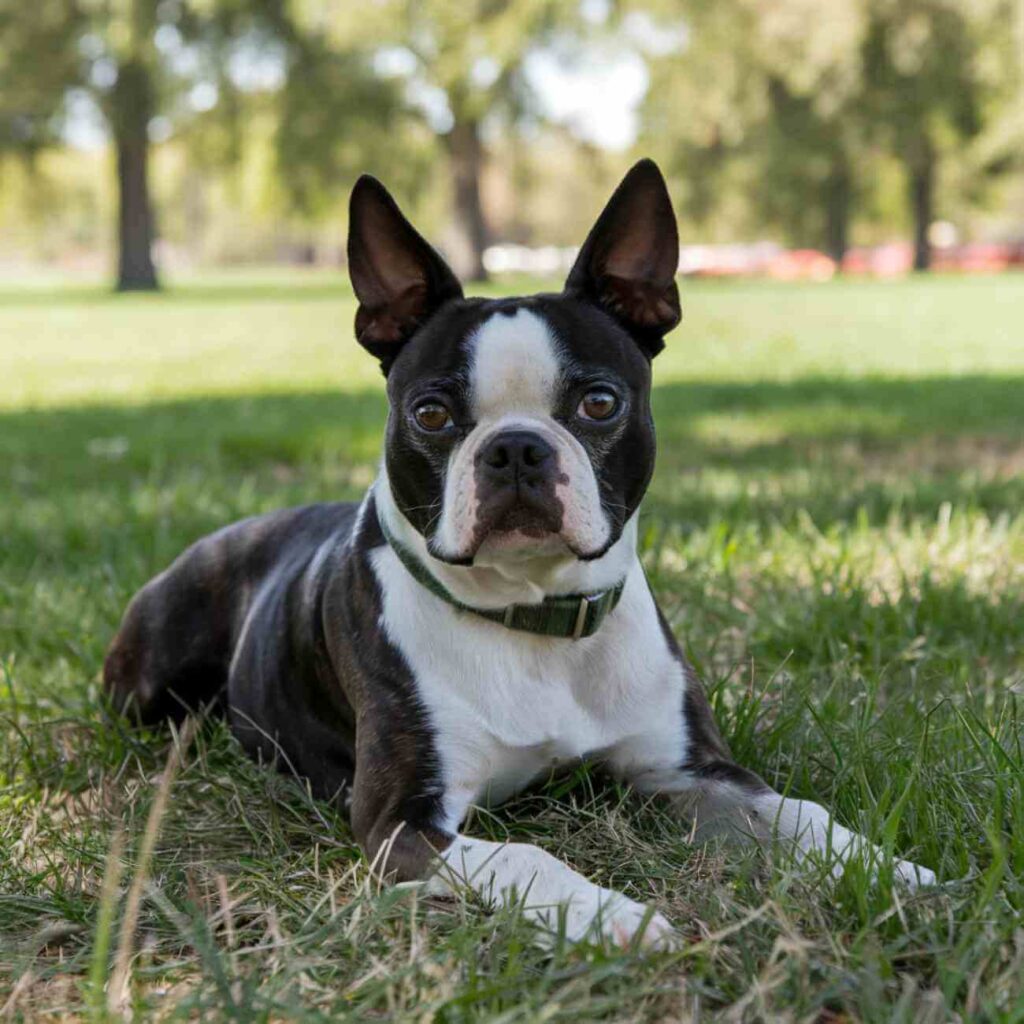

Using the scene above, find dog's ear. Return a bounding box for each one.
[347,175,463,368]
[564,159,680,357]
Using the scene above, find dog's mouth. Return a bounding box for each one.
[490,505,558,538]
[426,493,567,564]
[427,498,616,566]
[471,497,564,558]
[473,513,564,562]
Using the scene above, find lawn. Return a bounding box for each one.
[1,271,1022,1021]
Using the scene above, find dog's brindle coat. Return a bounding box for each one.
[105,161,935,948]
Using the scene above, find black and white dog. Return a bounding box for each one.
[105,160,935,950]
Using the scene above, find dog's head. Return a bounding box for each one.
[348,160,679,568]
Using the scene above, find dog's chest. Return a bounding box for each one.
[371,548,686,825]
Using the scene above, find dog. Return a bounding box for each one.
[104,160,936,950]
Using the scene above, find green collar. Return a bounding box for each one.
[377,512,625,640]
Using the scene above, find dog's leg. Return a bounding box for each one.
[427,834,676,949]
[619,757,937,888]
[349,752,675,948]
[354,813,675,948]
[610,612,938,887]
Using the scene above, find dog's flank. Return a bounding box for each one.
[104,158,936,953]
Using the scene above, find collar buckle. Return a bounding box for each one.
[571,596,591,640]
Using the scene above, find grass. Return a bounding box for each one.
[1,270,1022,1021]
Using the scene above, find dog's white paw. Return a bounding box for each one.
[433,838,676,951]
[590,892,677,951]
[533,886,677,951]
[893,858,937,890]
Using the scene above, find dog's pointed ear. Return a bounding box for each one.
[563,159,680,357]
[347,175,463,368]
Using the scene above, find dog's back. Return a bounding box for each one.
[104,502,357,724]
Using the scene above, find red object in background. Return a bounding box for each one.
[842,243,913,277]
[678,242,781,277]
[674,239,1024,280]
[932,243,1011,273]
[767,249,836,281]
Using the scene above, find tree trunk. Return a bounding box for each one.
[111,59,158,291]
[908,139,934,272]
[824,158,851,267]
[446,118,489,282]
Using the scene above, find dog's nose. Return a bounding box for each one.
[478,430,554,486]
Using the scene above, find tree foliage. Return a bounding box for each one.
[639,0,1018,264]
[306,0,578,279]
[0,0,82,154]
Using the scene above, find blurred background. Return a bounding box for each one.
[1,0,1022,288]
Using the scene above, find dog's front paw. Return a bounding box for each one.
[593,892,677,951]
[893,859,937,890]
[536,886,677,951]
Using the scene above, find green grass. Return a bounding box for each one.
[1,271,1022,1021]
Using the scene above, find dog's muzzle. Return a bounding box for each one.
[473,429,564,539]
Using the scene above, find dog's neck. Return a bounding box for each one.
[372,474,638,611]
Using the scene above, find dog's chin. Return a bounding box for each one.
[426,530,568,567]
[430,526,614,568]
[472,505,569,563]
[475,528,568,561]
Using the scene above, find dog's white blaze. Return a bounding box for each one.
[469,308,560,419]
[432,308,611,561]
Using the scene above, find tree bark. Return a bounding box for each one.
[908,138,935,272]
[824,157,851,267]
[446,117,489,282]
[111,58,158,291]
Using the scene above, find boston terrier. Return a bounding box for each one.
[104,160,936,950]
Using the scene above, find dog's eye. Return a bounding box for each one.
[413,402,452,432]
[577,389,618,422]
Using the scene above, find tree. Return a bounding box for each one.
[273,33,412,228]
[324,0,572,281]
[102,2,160,289]
[638,0,1017,268]
[639,0,868,262]
[82,0,316,290]
[758,79,857,262]
[741,0,867,263]
[638,0,763,239]
[0,0,273,289]
[860,0,989,270]
[1,0,371,289]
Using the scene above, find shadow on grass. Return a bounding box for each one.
[2,373,1022,571]
[0,274,553,310]
[2,373,1019,524]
